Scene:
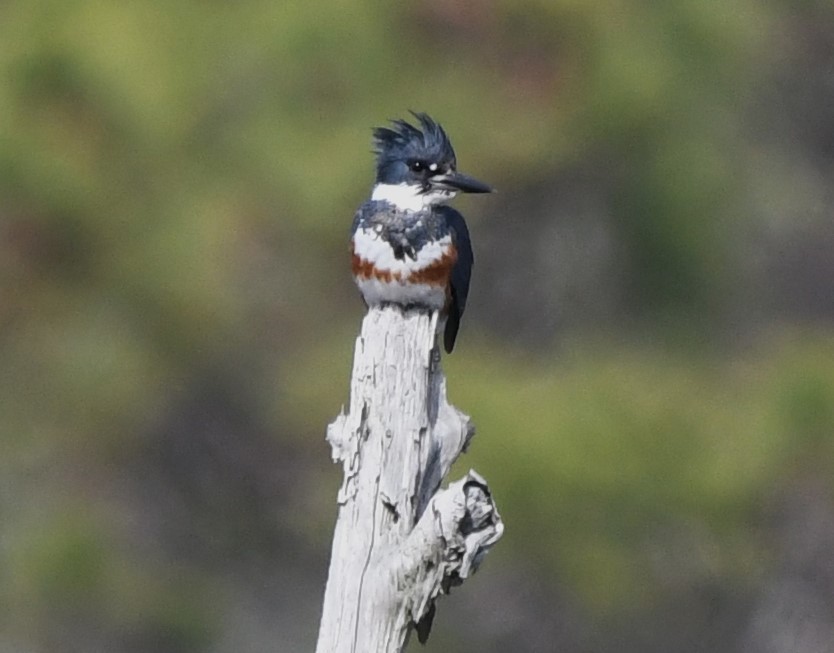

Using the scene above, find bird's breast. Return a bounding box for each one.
[350,226,457,309]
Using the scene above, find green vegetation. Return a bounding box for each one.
[1,1,832,650]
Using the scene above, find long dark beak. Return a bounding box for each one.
[434,170,494,194]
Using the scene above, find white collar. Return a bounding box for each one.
[371,183,456,211]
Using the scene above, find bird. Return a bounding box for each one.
[350,112,492,353]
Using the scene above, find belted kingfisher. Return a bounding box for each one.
[350,112,492,352]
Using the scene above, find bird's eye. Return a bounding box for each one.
[409,160,426,172]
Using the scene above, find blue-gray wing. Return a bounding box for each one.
[438,206,473,353]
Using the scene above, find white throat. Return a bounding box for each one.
[371,183,456,212]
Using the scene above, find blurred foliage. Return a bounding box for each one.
[285,330,834,611]
[1,0,834,651]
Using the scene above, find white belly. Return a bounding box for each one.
[355,276,446,310]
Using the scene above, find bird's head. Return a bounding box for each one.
[371,112,492,210]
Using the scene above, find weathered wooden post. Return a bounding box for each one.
[315,306,503,652]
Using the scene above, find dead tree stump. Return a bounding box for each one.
[315,306,503,653]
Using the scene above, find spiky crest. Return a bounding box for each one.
[372,112,457,181]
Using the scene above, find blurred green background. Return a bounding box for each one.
[3,1,834,651]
